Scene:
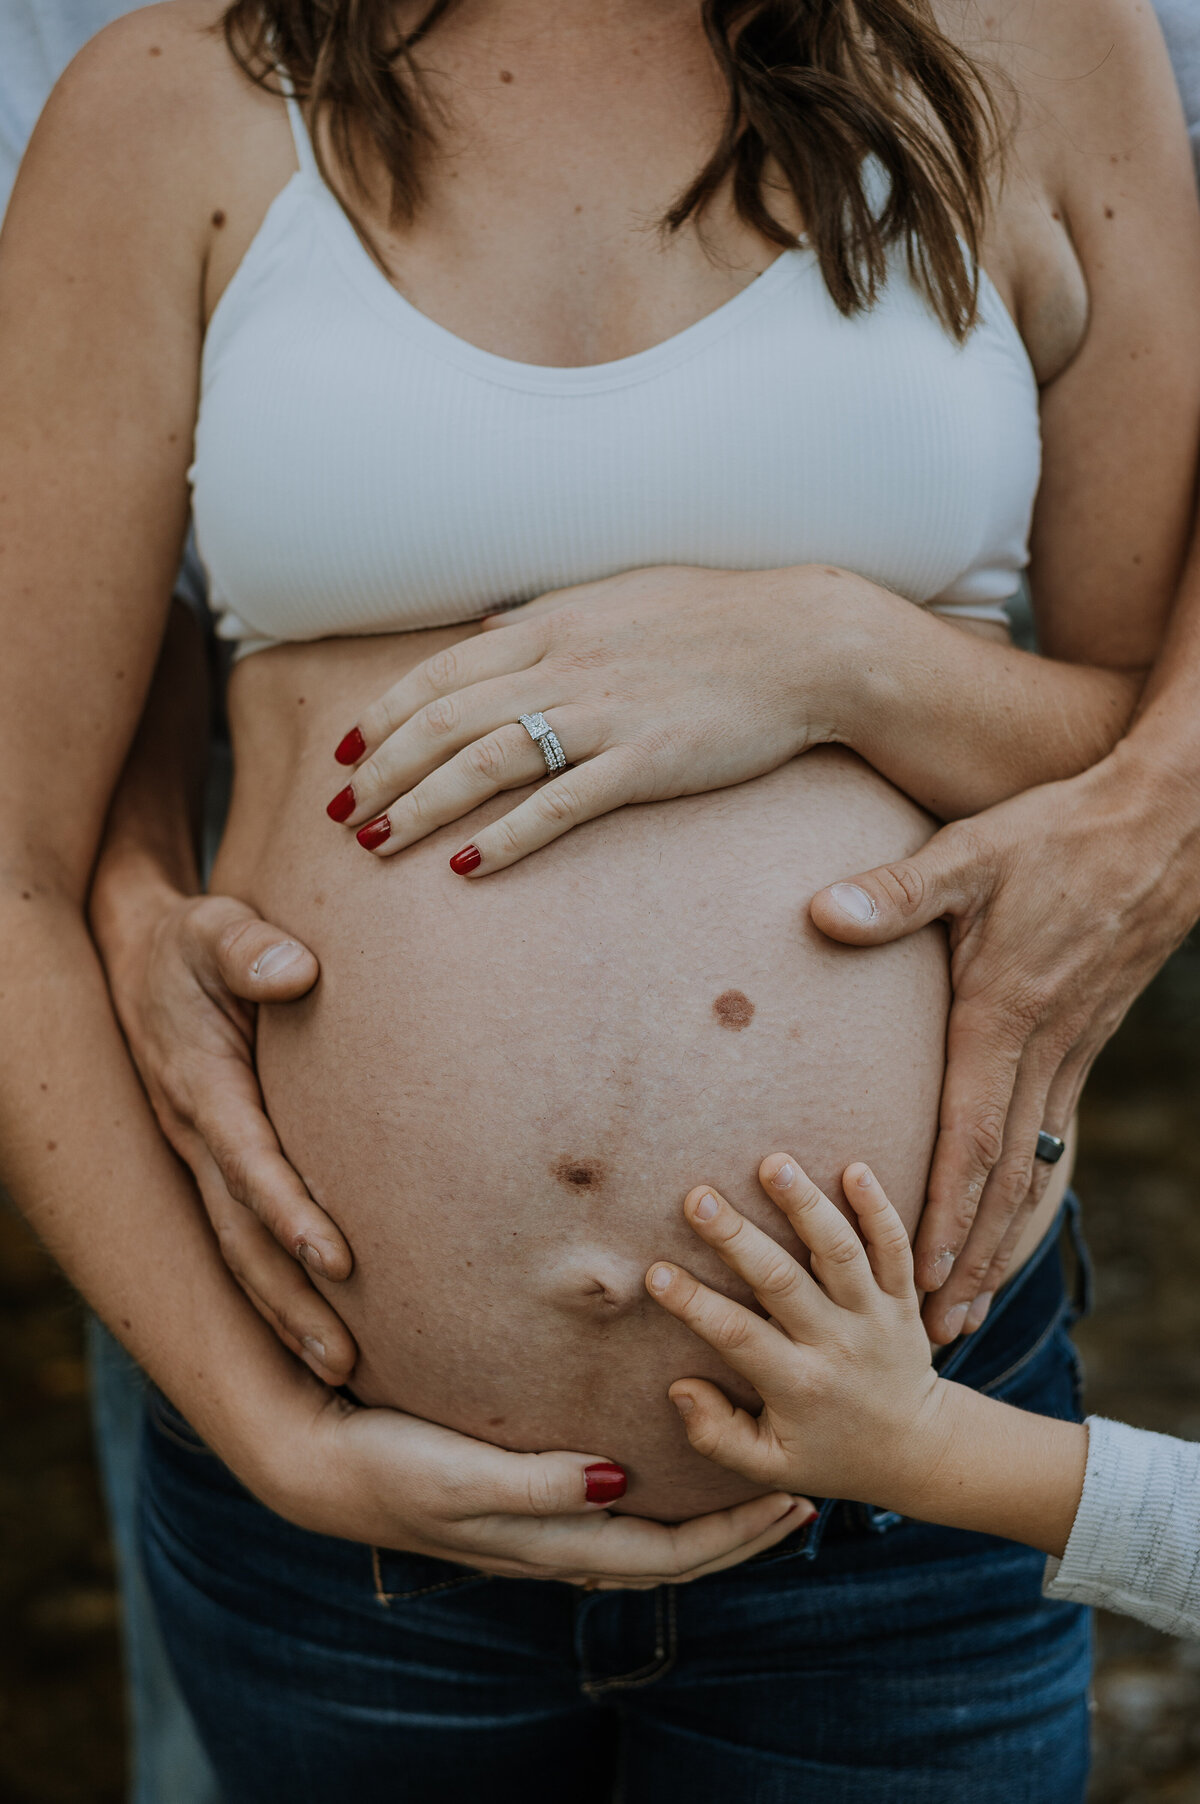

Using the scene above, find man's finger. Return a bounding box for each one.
[913,1000,1024,1299]
[809,820,989,948]
[208,906,320,1003]
[194,1071,353,1280]
[197,1171,358,1383]
[921,1049,1056,1342]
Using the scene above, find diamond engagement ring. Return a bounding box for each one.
[518,712,568,775]
[1034,1131,1067,1165]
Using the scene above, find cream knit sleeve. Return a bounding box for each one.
[1043,1416,1200,1637]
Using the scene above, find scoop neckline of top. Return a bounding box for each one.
[289,169,812,393]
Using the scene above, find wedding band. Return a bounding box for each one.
[518,711,568,775]
[1034,1131,1067,1165]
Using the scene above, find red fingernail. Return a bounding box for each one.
[335,726,365,766]
[326,785,356,823]
[357,815,391,850]
[449,844,482,875]
[584,1462,627,1505]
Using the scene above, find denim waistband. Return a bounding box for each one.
[751,1191,1090,1566]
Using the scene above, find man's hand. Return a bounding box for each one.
[809,743,1200,1342]
[99,889,358,1384]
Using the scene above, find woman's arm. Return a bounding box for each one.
[0,9,799,1585]
[646,1153,1200,1638]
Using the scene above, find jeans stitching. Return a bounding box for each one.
[370,1545,491,1606]
[582,1590,678,1695]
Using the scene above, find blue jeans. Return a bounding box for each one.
[86,1316,224,1804]
[139,1202,1093,1804]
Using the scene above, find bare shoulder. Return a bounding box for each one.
[17,1,277,239]
[943,0,1187,174]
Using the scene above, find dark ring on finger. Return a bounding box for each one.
[1034,1130,1066,1165]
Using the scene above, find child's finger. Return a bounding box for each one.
[667,1379,780,1482]
[841,1162,917,1300]
[757,1155,876,1309]
[645,1262,799,1393]
[680,1186,830,1340]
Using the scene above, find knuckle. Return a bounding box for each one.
[523,1461,560,1518]
[757,1252,799,1297]
[465,736,507,783]
[823,1233,862,1268]
[874,861,926,915]
[490,814,525,859]
[422,646,461,693]
[534,779,579,827]
[420,695,460,739]
[960,1108,1007,1176]
[711,1308,751,1355]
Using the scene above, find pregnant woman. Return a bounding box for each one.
[2,0,1199,1798]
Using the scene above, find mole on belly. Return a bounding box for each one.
[552,1157,607,1191]
[713,989,756,1031]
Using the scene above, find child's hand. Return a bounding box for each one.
[645,1155,951,1507]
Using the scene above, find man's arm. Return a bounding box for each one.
[810,511,1200,1340]
[87,596,359,1384]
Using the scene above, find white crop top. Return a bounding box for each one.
[189,93,1041,658]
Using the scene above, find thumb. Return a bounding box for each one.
[465,1447,629,1517]
[809,824,986,948]
[207,903,321,1002]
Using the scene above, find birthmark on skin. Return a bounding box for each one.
[211,210,226,228]
[488,1416,506,1427]
[553,1157,607,1192]
[499,68,513,83]
[46,1141,57,1152]
[148,44,161,56]
[713,989,755,1031]
[1105,207,1115,220]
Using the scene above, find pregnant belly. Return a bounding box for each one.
[219,654,949,1517]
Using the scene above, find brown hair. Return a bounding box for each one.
[222,0,1001,338]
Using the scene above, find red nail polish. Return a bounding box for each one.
[357,815,391,850]
[449,844,482,875]
[584,1462,627,1505]
[326,785,356,823]
[335,726,365,766]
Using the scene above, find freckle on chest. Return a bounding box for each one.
[713,989,755,1031]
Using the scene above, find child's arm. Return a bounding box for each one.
[646,1157,1200,1635]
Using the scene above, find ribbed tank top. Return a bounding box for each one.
[189,92,1041,657]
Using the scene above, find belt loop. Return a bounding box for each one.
[799,1496,838,1562]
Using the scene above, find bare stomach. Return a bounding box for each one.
[213,629,1064,1520]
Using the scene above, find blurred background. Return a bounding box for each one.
[2,934,1198,1804]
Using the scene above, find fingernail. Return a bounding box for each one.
[449,844,482,875]
[671,1393,694,1418]
[964,1291,994,1333]
[693,1193,718,1222]
[297,1241,326,1274]
[942,1302,969,1339]
[357,815,391,851]
[772,1161,797,1190]
[649,1265,673,1293]
[326,784,356,823]
[929,1249,955,1287]
[829,882,877,924]
[302,1336,327,1361]
[335,727,365,766]
[252,941,306,981]
[855,1165,875,1189]
[584,1462,627,1504]
[789,1502,819,1527]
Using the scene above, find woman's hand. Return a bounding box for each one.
[97,884,359,1387]
[644,1154,947,1507]
[261,1388,811,1591]
[325,564,856,873]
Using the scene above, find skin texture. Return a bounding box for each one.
[646,1153,1089,1558]
[2,0,1199,1545]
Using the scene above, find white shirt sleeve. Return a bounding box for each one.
[1043,1416,1200,1638]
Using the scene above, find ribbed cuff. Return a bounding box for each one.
[1043,1416,1200,1639]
